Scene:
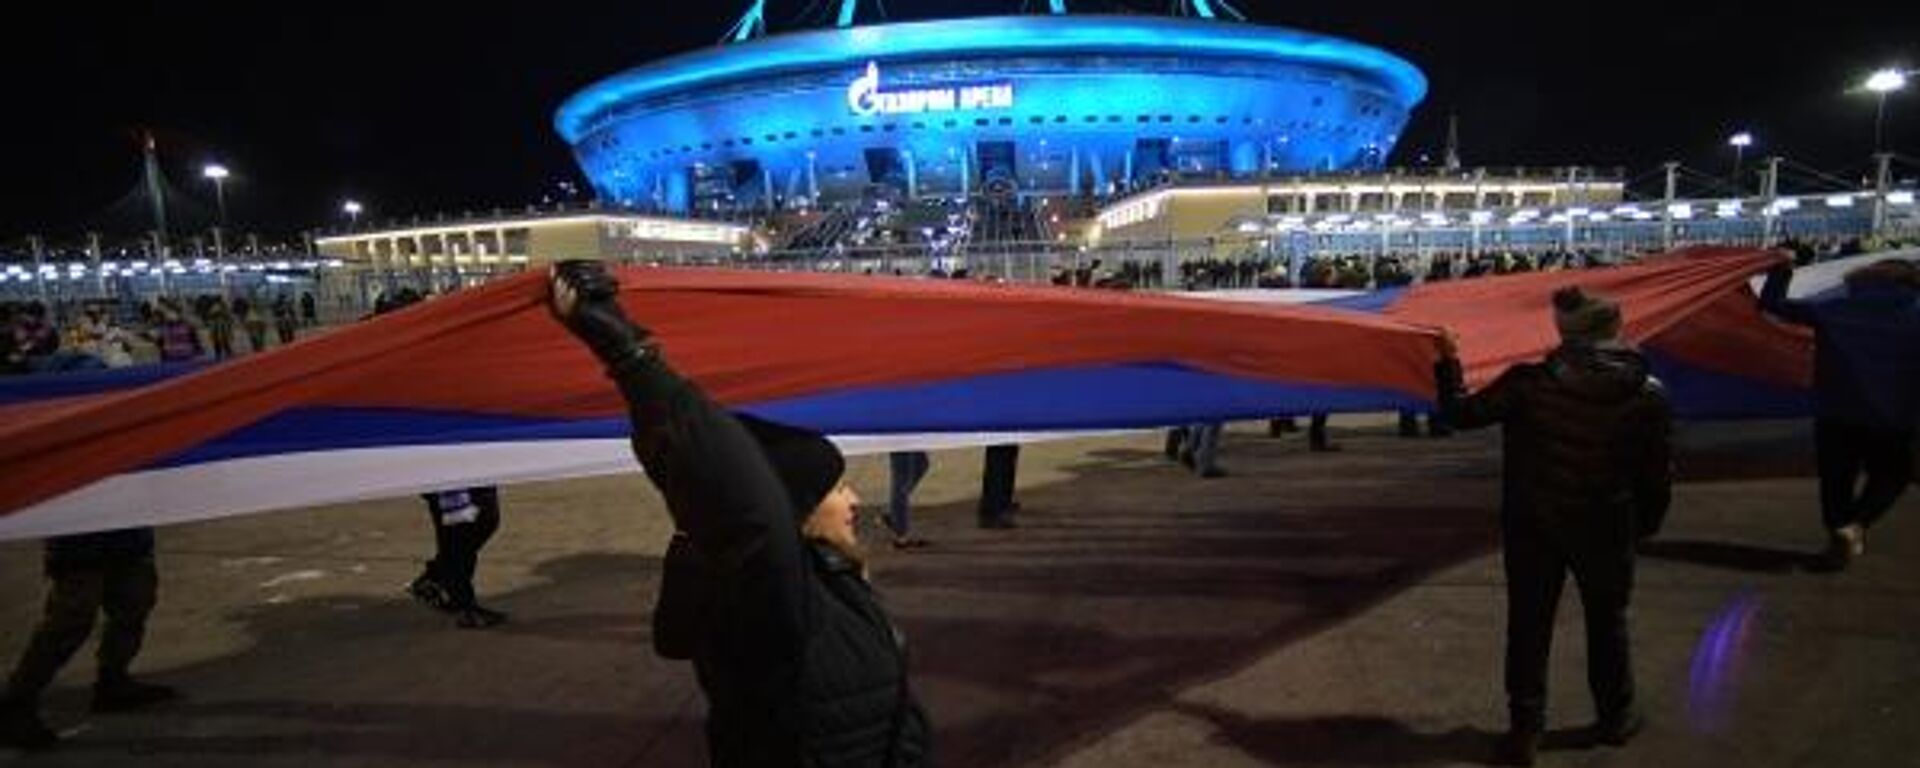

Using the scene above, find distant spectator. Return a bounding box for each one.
[148,305,203,363]
[272,294,298,346]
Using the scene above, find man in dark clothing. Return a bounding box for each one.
[549,261,930,766]
[300,292,318,327]
[1,528,178,750]
[205,298,236,360]
[1759,258,1920,569]
[272,295,299,345]
[979,443,1021,528]
[407,487,507,628]
[1435,286,1672,766]
[1308,412,1338,452]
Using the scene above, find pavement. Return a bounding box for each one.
[2,416,1916,767]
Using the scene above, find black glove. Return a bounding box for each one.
[551,260,649,367]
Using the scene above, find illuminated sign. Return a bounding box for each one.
[846,62,1014,117]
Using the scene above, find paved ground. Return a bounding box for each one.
[2,417,1916,767]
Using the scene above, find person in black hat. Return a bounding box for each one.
[548,260,930,767]
[1434,286,1672,766]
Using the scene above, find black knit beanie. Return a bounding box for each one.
[735,414,846,517]
[1552,286,1622,346]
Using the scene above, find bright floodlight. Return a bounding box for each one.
[1866,69,1908,94]
[202,164,230,181]
[342,200,363,215]
[1728,132,1754,148]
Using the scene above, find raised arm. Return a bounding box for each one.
[548,262,810,648]
[1433,331,1523,431]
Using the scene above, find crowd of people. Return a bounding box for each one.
[0,292,319,375]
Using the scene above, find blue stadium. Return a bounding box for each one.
[555,0,1426,217]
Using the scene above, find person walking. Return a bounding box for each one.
[1434,287,1672,766]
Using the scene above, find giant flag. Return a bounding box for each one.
[0,248,1809,540]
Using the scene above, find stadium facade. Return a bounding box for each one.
[555,6,1427,215]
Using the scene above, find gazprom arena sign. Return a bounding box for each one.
[847,62,1014,117]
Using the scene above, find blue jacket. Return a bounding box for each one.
[1761,266,1920,429]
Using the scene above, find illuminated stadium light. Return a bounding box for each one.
[1769,199,1801,213]
[1865,68,1909,94]
[1547,213,1571,224]
[1567,207,1592,218]
[1588,213,1612,222]
[1468,211,1493,225]
[1668,204,1694,219]
[1890,191,1917,206]
[1613,205,1642,217]
[1826,194,1856,208]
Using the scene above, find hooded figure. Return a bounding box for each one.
[1434,286,1672,766]
[550,261,930,767]
[1760,258,1920,568]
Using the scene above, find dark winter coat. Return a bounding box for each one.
[1437,343,1673,544]
[616,357,930,767]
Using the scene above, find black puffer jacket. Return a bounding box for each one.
[1437,343,1672,542]
[615,356,930,768]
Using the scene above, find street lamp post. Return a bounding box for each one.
[203,164,230,259]
[1727,132,1754,196]
[1865,69,1909,153]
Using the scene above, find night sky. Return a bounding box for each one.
[4,0,1912,240]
